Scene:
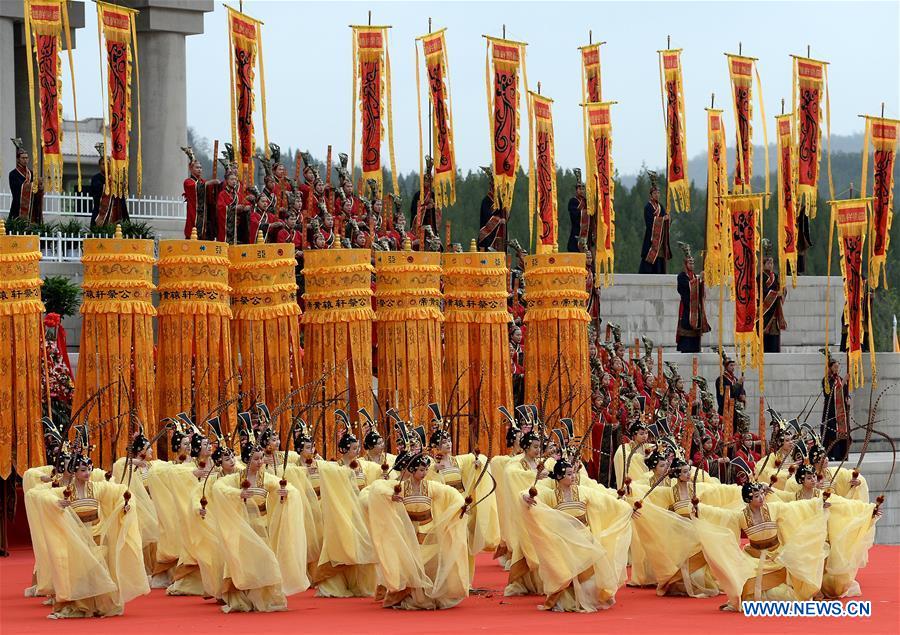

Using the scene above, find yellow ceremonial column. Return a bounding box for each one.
[301,246,374,456]
[374,241,442,427]
[0,222,45,477]
[443,240,512,455]
[157,230,236,434]
[228,236,304,439]
[72,226,156,468]
[523,251,591,441]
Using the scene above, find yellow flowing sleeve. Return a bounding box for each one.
[22,466,53,492]
[420,481,469,609]
[145,462,185,568]
[361,479,429,595]
[696,481,746,509]
[519,487,601,600]
[359,458,388,485]
[23,487,118,602]
[283,464,323,565]
[457,453,500,553]
[630,498,697,584]
[692,505,753,603]
[821,495,877,598]
[316,461,376,569]
[261,471,310,595]
[827,467,869,502]
[583,487,634,594]
[92,480,151,605]
[112,457,160,547]
[489,455,515,550]
[769,499,828,599]
[209,473,283,593]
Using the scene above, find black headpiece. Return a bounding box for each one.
[335,409,358,454]
[550,457,574,481]
[741,481,766,503]
[794,462,817,484]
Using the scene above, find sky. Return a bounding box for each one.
[62,0,900,176]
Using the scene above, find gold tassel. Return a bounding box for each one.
[24,1,39,193]
[385,28,398,197]
[258,21,269,160]
[130,14,141,196]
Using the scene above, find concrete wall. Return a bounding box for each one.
[600,273,846,352]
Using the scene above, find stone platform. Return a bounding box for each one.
[599,273,846,351]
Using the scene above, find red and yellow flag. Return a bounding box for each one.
[776,114,798,290]
[227,6,268,186]
[96,1,141,196]
[351,24,397,199]
[861,116,898,288]
[704,108,729,287]
[528,92,557,253]
[416,29,456,208]
[579,42,604,217]
[792,56,831,218]
[831,198,873,390]
[23,0,80,192]
[659,49,689,212]
[726,54,768,201]
[484,35,528,211]
[725,193,764,371]
[585,102,615,286]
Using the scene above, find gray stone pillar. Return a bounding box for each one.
[124,1,213,198]
[0,2,83,187]
[0,17,16,179]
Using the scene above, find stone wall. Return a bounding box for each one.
[599,273,846,352]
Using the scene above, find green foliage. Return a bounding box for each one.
[90,220,156,239]
[41,275,81,318]
[3,216,38,234]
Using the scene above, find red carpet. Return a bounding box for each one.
[1,547,897,634]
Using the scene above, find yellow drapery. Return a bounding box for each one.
[0,224,45,477]
[229,239,304,440]
[71,229,156,469]
[301,248,373,456]
[442,245,512,455]
[775,114,798,290]
[374,247,442,427]
[157,232,237,436]
[659,49,690,212]
[704,108,731,288]
[523,253,591,450]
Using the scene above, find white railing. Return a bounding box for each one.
[0,190,185,220]
[8,232,160,263]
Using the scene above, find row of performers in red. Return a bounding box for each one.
[181,144,442,252]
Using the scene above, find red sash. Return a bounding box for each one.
[646,210,668,263]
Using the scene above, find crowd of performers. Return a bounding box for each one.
[21,332,883,619]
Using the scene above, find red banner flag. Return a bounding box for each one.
[580,42,604,217]
[585,102,615,286]
[97,1,141,197]
[351,25,396,200]
[861,116,898,288]
[659,49,689,212]
[776,114,798,290]
[227,6,268,186]
[727,55,754,192]
[792,56,830,217]
[23,0,80,192]
[528,93,557,252]
[484,35,528,211]
[726,193,764,370]
[416,29,456,209]
[704,109,730,287]
[832,198,873,389]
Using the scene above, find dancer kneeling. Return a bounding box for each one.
[520,441,634,612]
[364,447,469,609]
[209,430,309,612]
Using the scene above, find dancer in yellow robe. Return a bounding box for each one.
[424,403,499,582]
[693,479,828,612]
[503,427,548,597]
[364,452,469,609]
[521,454,634,612]
[25,450,149,618]
[489,406,527,567]
[358,408,396,484]
[787,462,879,599]
[209,437,309,612]
[309,410,376,597]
